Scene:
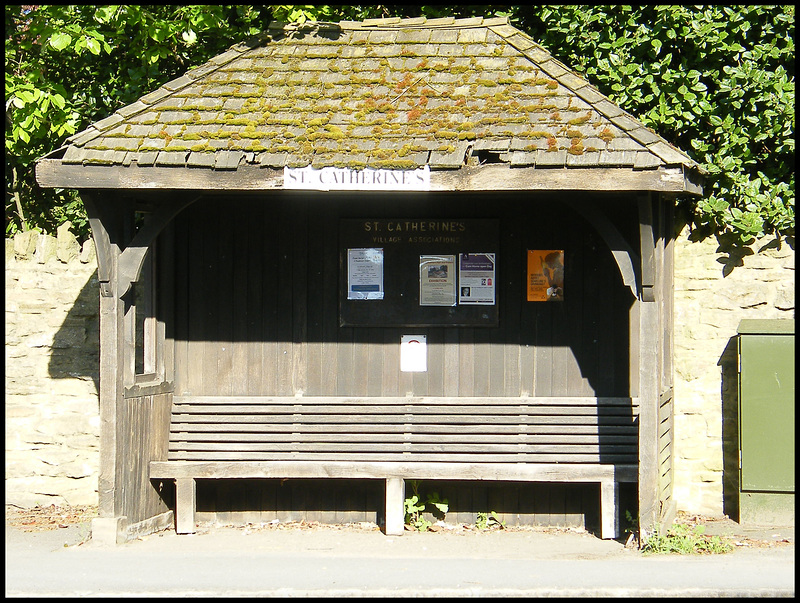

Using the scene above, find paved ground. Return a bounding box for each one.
[5,506,795,597]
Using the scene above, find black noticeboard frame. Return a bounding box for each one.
[339,218,499,327]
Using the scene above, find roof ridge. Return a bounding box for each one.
[268,16,509,31]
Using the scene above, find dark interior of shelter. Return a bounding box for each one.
[142,190,643,531]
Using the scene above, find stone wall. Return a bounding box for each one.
[673,229,794,516]
[4,226,795,517]
[5,226,100,507]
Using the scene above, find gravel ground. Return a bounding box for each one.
[5,504,794,597]
[5,503,793,551]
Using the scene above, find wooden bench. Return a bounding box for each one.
[150,396,639,539]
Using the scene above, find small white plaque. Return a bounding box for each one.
[400,335,427,372]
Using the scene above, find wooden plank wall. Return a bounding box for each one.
[166,193,637,399]
[117,392,172,524]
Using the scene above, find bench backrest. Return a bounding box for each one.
[168,396,639,465]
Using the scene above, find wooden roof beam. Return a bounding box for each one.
[38,162,703,195]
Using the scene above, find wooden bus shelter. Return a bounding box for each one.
[36,17,704,544]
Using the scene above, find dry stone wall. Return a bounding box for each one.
[4,225,795,518]
[5,227,100,507]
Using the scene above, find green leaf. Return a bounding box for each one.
[48,33,73,51]
[85,37,101,55]
[17,90,37,104]
[182,29,197,45]
[94,6,117,24]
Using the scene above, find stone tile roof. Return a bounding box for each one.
[56,16,701,174]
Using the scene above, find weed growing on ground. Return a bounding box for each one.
[476,510,506,531]
[403,481,449,532]
[642,523,733,555]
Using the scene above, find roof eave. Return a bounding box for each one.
[35,159,704,196]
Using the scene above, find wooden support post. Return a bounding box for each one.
[638,300,660,538]
[175,478,197,534]
[600,479,619,540]
[84,193,188,543]
[84,193,129,528]
[385,477,405,536]
[638,193,660,540]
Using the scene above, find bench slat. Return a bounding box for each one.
[174,396,639,407]
[151,460,639,481]
[169,433,637,444]
[172,404,637,416]
[169,423,637,434]
[166,451,638,463]
[170,414,637,426]
[169,441,637,453]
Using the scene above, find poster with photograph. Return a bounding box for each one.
[527,250,564,302]
[419,255,456,306]
[458,253,496,305]
[347,248,384,299]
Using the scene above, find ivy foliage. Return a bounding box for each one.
[6,5,274,240]
[513,5,795,251]
[6,5,794,255]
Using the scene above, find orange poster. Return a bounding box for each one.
[527,250,564,302]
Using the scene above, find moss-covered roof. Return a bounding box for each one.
[54,16,700,174]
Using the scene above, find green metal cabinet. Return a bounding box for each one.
[737,319,794,524]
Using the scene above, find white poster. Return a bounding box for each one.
[419,255,456,306]
[458,253,496,305]
[347,248,384,300]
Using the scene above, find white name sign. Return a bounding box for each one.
[284,165,430,191]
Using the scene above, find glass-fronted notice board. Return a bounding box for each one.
[339,218,499,327]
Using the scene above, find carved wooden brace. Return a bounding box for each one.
[637,193,656,303]
[116,196,200,298]
[81,192,199,298]
[562,199,641,299]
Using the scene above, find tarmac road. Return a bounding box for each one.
[5,518,795,597]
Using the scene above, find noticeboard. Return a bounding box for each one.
[340,219,499,327]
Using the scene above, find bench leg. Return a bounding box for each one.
[175,477,197,534]
[385,478,405,536]
[600,480,619,540]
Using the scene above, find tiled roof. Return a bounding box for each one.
[55,16,701,173]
